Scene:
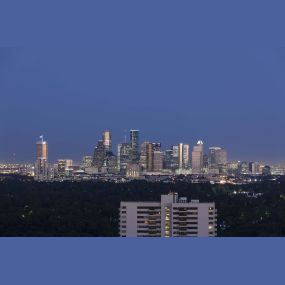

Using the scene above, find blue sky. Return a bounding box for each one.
[1,1,285,163]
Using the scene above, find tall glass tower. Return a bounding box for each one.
[191,140,204,174]
[130,130,139,162]
[35,135,49,181]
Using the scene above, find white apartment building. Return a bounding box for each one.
[119,193,217,237]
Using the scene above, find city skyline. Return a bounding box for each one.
[1,47,285,164]
[0,130,284,165]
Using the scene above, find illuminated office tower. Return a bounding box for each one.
[35,136,49,181]
[82,156,93,168]
[117,142,132,173]
[178,143,189,169]
[102,130,112,152]
[56,159,73,178]
[191,140,204,174]
[171,145,179,170]
[130,130,140,162]
[145,142,162,172]
[119,193,217,237]
[139,141,149,172]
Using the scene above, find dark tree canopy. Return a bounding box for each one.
[0,176,285,237]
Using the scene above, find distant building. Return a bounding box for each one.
[262,165,271,176]
[35,136,49,181]
[227,161,240,175]
[208,147,228,174]
[55,159,73,178]
[139,141,149,172]
[203,154,209,173]
[126,163,140,178]
[103,151,117,174]
[249,162,260,175]
[163,149,173,170]
[145,142,162,172]
[153,151,164,172]
[93,140,106,171]
[178,143,189,170]
[130,130,140,163]
[192,140,204,174]
[171,145,179,170]
[240,161,250,175]
[119,193,217,237]
[209,147,227,166]
[82,156,93,168]
[117,142,132,174]
[102,130,112,152]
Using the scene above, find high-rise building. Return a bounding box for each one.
[178,143,189,169]
[93,140,106,171]
[119,193,217,237]
[153,151,164,172]
[240,161,250,174]
[227,161,240,175]
[203,154,209,170]
[126,163,140,178]
[262,165,271,176]
[117,143,132,173]
[82,156,93,168]
[209,147,227,167]
[35,136,49,181]
[171,145,179,170]
[249,162,260,175]
[164,149,173,170]
[130,130,140,162]
[144,142,162,172]
[101,151,117,174]
[55,159,73,178]
[139,141,149,172]
[191,140,204,174]
[102,130,112,152]
[146,143,153,171]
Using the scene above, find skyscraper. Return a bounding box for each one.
[145,142,162,172]
[209,147,227,167]
[102,130,112,152]
[93,140,106,171]
[191,140,204,174]
[81,156,93,168]
[55,159,73,178]
[139,141,149,172]
[117,142,132,173]
[146,143,153,171]
[178,143,189,169]
[35,136,49,181]
[171,145,179,170]
[130,130,139,162]
[164,149,173,170]
[153,151,164,172]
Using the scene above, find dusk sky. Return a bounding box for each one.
[1,1,285,163]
